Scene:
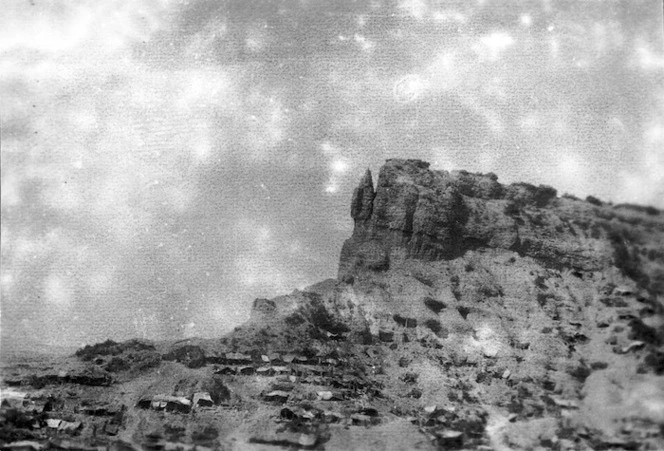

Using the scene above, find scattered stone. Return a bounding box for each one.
[192,392,214,408]
[46,419,62,428]
[225,352,252,364]
[256,366,273,376]
[214,366,236,375]
[620,341,646,353]
[264,391,289,403]
[237,365,255,375]
[104,423,119,435]
[483,348,498,358]
[298,433,318,447]
[323,411,345,423]
[350,413,372,426]
[2,441,45,451]
[551,398,579,409]
[271,366,290,374]
[434,430,463,449]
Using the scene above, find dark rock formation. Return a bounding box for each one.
[340,159,615,278]
[351,168,375,222]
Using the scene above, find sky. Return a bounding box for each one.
[1,0,663,351]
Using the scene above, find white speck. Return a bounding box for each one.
[331,159,348,173]
[394,74,426,102]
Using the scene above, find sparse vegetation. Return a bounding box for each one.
[423,297,446,314]
[424,319,443,335]
[504,200,521,217]
[615,203,660,216]
[456,306,471,320]
[75,339,155,361]
[533,185,557,207]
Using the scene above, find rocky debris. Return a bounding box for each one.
[263,391,290,403]
[191,392,213,409]
[433,429,463,449]
[1,440,46,451]
[136,395,191,413]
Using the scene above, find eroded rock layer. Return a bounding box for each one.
[339,159,634,278]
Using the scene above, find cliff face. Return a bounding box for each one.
[340,159,623,279]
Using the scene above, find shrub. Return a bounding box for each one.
[400,372,418,383]
[424,319,442,335]
[104,357,130,373]
[533,185,557,207]
[423,297,446,314]
[75,339,155,361]
[456,306,471,320]
[284,313,305,326]
[308,297,350,335]
[76,339,120,360]
[504,201,521,217]
[586,195,602,206]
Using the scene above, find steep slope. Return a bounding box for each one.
[2,159,663,450]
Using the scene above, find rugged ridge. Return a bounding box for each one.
[340,159,618,279]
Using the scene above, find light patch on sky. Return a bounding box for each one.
[394,75,427,103]
[475,32,515,60]
[1,0,663,351]
[44,274,74,308]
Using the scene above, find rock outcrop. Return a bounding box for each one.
[340,159,623,279]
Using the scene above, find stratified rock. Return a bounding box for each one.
[339,159,615,279]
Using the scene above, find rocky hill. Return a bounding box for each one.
[2,159,664,450]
